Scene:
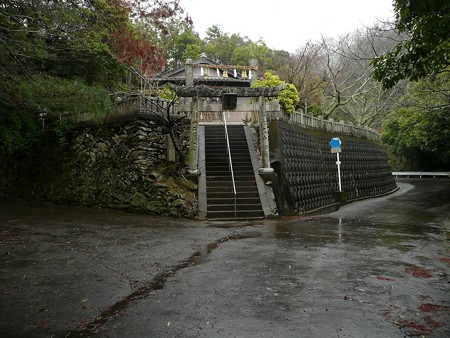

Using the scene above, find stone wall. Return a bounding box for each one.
[269,121,397,214]
[1,117,196,218]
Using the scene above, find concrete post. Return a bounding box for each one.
[185,59,194,109]
[258,96,274,173]
[249,59,258,87]
[188,96,200,175]
[184,59,200,175]
[185,59,193,86]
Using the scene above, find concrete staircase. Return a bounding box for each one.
[204,125,264,221]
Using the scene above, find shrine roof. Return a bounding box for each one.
[150,54,256,87]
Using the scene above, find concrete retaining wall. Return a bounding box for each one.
[269,121,397,214]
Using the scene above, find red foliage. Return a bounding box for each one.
[405,266,435,278]
[376,276,396,281]
[107,0,191,74]
[380,308,392,318]
[397,319,432,336]
[424,315,445,328]
[437,257,450,265]
[125,0,192,34]
[419,303,450,313]
[112,28,165,74]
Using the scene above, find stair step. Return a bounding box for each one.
[207,191,260,199]
[205,158,251,163]
[205,136,247,140]
[207,182,256,187]
[207,186,258,192]
[207,210,264,220]
[205,132,245,134]
[206,175,255,181]
[205,137,246,141]
[204,125,263,221]
[207,181,258,188]
[207,167,253,172]
[206,159,252,164]
[206,152,251,156]
[205,147,249,152]
[205,137,247,141]
[208,197,261,204]
[205,140,248,143]
[206,162,253,167]
[206,152,250,157]
[206,172,254,177]
[205,142,247,146]
[206,163,252,169]
[207,186,258,193]
[206,171,253,176]
[206,163,253,168]
[208,203,262,211]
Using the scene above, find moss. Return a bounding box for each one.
[131,192,146,208]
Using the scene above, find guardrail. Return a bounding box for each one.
[392,172,450,178]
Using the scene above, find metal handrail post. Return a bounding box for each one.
[223,112,237,218]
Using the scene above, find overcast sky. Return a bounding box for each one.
[178,0,395,52]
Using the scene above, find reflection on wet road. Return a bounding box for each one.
[0,179,449,337]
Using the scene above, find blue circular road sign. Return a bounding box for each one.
[330,137,342,148]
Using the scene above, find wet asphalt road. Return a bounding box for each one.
[0,179,449,337]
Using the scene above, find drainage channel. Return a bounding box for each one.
[64,232,261,337]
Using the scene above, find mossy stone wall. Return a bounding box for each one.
[1,118,196,218]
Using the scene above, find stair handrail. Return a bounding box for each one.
[222,112,237,218]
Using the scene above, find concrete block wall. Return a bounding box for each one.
[269,121,397,214]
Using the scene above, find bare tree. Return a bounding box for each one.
[272,42,326,113]
[340,84,396,127]
[318,24,404,127]
[320,35,367,118]
[124,67,191,171]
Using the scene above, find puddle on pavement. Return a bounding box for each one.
[64,232,260,337]
[206,220,265,228]
[273,216,445,252]
[274,217,381,245]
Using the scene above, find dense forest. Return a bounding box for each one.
[0,0,449,170]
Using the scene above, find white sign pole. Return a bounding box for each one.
[336,152,342,192]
